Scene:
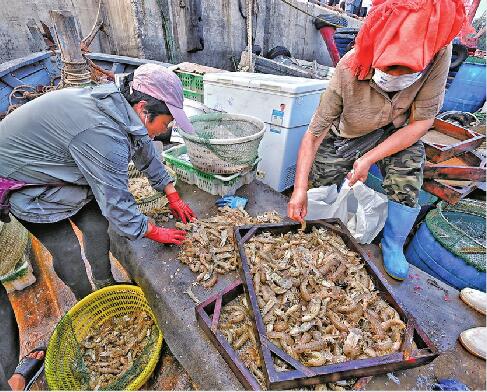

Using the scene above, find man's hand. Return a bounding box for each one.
[288,187,308,222]
[347,157,372,186]
[166,191,196,223]
[144,222,187,245]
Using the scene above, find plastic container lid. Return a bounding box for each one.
[204,72,327,94]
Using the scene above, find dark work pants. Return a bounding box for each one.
[0,284,17,390]
[16,200,114,301]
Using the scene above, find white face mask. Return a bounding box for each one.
[372,69,422,92]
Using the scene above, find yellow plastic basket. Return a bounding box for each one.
[45,285,164,390]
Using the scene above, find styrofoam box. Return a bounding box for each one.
[257,123,308,192]
[204,72,328,128]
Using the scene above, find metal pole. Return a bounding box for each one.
[247,0,254,72]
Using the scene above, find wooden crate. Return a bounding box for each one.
[422,119,485,163]
[422,179,479,205]
[424,152,486,182]
[234,219,439,390]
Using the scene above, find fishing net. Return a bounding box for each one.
[425,199,486,272]
[176,113,265,175]
[45,285,163,390]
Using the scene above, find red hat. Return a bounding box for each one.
[346,0,470,80]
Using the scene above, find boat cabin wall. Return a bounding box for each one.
[0,0,361,70]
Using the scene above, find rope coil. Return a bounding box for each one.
[60,58,91,87]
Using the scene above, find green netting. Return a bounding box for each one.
[465,56,486,65]
[177,113,265,174]
[425,199,486,272]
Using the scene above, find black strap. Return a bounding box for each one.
[334,123,395,160]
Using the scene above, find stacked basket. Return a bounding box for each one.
[167,113,265,195]
[127,163,177,215]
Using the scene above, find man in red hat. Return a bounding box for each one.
[288,0,468,280]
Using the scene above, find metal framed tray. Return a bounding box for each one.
[195,278,372,391]
[235,219,439,390]
[195,279,262,390]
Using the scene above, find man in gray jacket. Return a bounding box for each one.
[0,64,195,389]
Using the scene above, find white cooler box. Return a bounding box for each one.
[257,123,308,192]
[203,73,328,191]
[203,72,327,128]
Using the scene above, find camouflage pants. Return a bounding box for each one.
[311,132,425,207]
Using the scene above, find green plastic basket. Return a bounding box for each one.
[45,285,163,390]
[175,71,204,103]
[163,144,258,196]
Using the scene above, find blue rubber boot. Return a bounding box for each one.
[381,200,420,281]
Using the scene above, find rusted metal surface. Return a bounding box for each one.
[234,220,439,390]
[423,119,485,164]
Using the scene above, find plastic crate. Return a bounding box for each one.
[175,71,204,103]
[163,144,258,196]
[182,90,204,103]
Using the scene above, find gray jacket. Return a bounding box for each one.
[0,84,173,240]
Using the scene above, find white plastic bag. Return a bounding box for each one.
[306,180,388,244]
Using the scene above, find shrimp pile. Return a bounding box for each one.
[176,207,280,288]
[79,310,156,390]
[219,295,359,390]
[128,177,159,202]
[219,296,266,387]
[244,227,405,367]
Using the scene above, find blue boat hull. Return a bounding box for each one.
[0,51,171,114]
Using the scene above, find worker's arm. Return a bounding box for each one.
[288,131,329,220]
[348,118,433,185]
[130,135,174,194]
[69,126,150,240]
[288,67,343,221]
[131,134,195,223]
[348,44,451,185]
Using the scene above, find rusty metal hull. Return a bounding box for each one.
[234,219,439,390]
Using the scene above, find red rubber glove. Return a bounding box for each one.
[144,222,187,245]
[166,191,196,223]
